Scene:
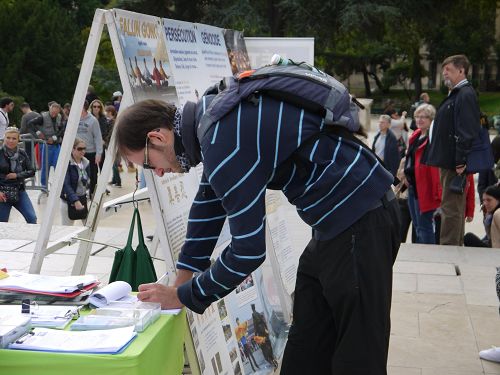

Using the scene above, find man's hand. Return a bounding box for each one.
[138,283,183,310]
[465,216,473,223]
[456,164,466,175]
[0,192,6,202]
[5,173,17,180]
[74,200,85,210]
[95,154,101,165]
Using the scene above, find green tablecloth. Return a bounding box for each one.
[0,309,186,375]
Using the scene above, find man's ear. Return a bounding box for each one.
[147,128,170,146]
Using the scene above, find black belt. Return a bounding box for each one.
[369,189,396,211]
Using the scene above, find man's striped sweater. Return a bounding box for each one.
[177,94,393,314]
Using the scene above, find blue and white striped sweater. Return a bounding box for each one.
[177,95,393,313]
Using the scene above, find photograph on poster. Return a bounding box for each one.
[211,357,219,374]
[233,361,242,375]
[222,323,232,341]
[223,29,251,74]
[229,345,238,362]
[224,266,288,374]
[199,350,206,373]
[215,352,223,372]
[235,274,254,294]
[192,325,199,348]
[187,310,195,325]
[114,9,177,103]
[217,299,228,321]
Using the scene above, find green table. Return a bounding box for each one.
[0,310,186,375]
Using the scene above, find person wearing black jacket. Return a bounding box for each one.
[372,114,401,177]
[423,54,480,245]
[0,127,36,223]
[60,138,91,226]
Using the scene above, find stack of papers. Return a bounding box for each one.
[0,305,80,329]
[0,272,99,296]
[9,326,137,354]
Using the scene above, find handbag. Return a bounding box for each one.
[109,208,157,291]
[0,184,20,204]
[67,195,88,220]
[449,174,467,194]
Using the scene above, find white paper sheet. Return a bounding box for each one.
[89,281,133,307]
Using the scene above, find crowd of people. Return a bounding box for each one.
[372,55,499,249]
[0,87,129,225]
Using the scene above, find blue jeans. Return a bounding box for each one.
[40,143,61,187]
[407,187,435,244]
[0,190,37,223]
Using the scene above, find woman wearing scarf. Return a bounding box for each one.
[60,138,91,225]
[0,126,36,223]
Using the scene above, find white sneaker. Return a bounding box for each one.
[479,346,500,362]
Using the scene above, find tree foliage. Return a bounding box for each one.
[0,0,497,113]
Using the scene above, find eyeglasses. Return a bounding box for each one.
[414,115,430,119]
[92,105,101,109]
[76,147,86,151]
[143,129,160,170]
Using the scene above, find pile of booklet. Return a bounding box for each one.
[0,272,99,305]
[8,326,137,354]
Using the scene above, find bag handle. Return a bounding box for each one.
[125,207,147,248]
[126,208,139,247]
[134,207,146,246]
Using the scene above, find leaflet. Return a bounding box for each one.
[9,326,137,354]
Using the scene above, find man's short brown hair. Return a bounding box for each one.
[442,54,470,75]
[115,99,176,153]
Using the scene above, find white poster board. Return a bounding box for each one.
[110,13,295,374]
[244,37,314,68]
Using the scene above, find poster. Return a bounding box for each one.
[265,191,302,296]
[113,9,178,104]
[223,29,252,74]
[189,262,289,375]
[154,170,200,260]
[162,19,210,104]
[244,37,315,70]
[195,23,234,88]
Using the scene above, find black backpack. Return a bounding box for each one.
[195,62,397,182]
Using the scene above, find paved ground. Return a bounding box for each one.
[1,116,500,374]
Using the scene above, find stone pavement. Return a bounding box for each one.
[1,119,500,374]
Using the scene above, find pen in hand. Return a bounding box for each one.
[155,272,169,285]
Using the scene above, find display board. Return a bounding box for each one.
[244,37,314,69]
[110,10,296,374]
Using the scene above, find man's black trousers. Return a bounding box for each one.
[281,197,401,375]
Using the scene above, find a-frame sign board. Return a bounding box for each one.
[28,8,296,375]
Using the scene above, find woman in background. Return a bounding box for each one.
[0,127,36,223]
[60,138,90,226]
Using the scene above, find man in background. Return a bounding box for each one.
[423,54,480,245]
[0,98,14,139]
[28,102,63,188]
[19,102,39,163]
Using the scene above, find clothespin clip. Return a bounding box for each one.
[21,299,31,314]
[0,268,8,280]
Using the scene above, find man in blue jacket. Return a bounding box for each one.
[115,85,401,373]
[423,54,480,245]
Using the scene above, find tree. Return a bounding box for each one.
[0,0,83,111]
